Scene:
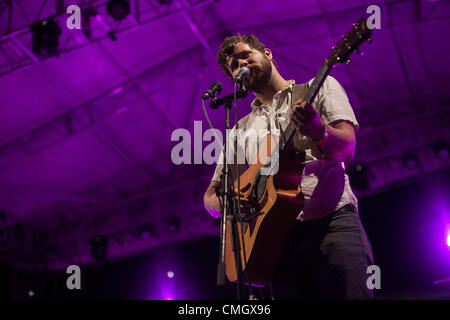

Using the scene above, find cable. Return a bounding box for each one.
[201,97,224,150]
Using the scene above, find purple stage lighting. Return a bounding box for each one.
[447,233,450,247]
[167,271,174,278]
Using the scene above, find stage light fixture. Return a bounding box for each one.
[401,151,419,170]
[432,141,449,160]
[30,18,62,57]
[89,236,109,261]
[106,0,130,21]
[138,224,155,240]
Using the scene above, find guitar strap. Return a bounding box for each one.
[291,82,308,105]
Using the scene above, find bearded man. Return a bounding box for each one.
[203,34,374,299]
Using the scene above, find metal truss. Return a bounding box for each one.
[353,105,450,197]
[0,44,205,171]
[0,40,212,270]
[0,0,214,76]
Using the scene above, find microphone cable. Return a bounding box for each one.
[201,97,223,150]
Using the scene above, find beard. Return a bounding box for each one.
[243,57,272,92]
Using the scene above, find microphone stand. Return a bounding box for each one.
[211,85,248,300]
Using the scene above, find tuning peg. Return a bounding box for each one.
[345,58,351,64]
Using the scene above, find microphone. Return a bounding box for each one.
[202,81,223,100]
[235,66,250,82]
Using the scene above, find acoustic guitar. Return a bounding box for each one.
[225,18,373,286]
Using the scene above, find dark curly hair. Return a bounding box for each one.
[216,33,277,78]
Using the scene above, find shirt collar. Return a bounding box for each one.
[250,80,296,111]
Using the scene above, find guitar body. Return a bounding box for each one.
[224,134,305,286]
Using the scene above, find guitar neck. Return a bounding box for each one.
[280,61,331,152]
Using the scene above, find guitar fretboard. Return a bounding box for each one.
[279,61,331,153]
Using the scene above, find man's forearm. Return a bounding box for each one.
[204,188,222,218]
[290,100,356,162]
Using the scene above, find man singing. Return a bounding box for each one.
[203,34,374,299]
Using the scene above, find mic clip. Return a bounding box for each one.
[202,81,223,100]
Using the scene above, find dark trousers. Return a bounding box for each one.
[270,203,374,300]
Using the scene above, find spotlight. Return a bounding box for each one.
[167,271,174,278]
[106,0,130,21]
[347,163,370,190]
[89,236,109,261]
[401,151,419,170]
[30,18,62,57]
[447,233,450,247]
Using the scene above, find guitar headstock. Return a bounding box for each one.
[326,18,372,67]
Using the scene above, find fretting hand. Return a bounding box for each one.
[289,99,325,142]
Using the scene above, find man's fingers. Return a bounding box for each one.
[293,102,314,113]
[292,104,315,126]
[291,112,306,126]
[292,105,311,120]
[237,196,260,206]
[235,193,262,215]
[290,108,304,120]
[292,110,306,121]
[292,117,303,127]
